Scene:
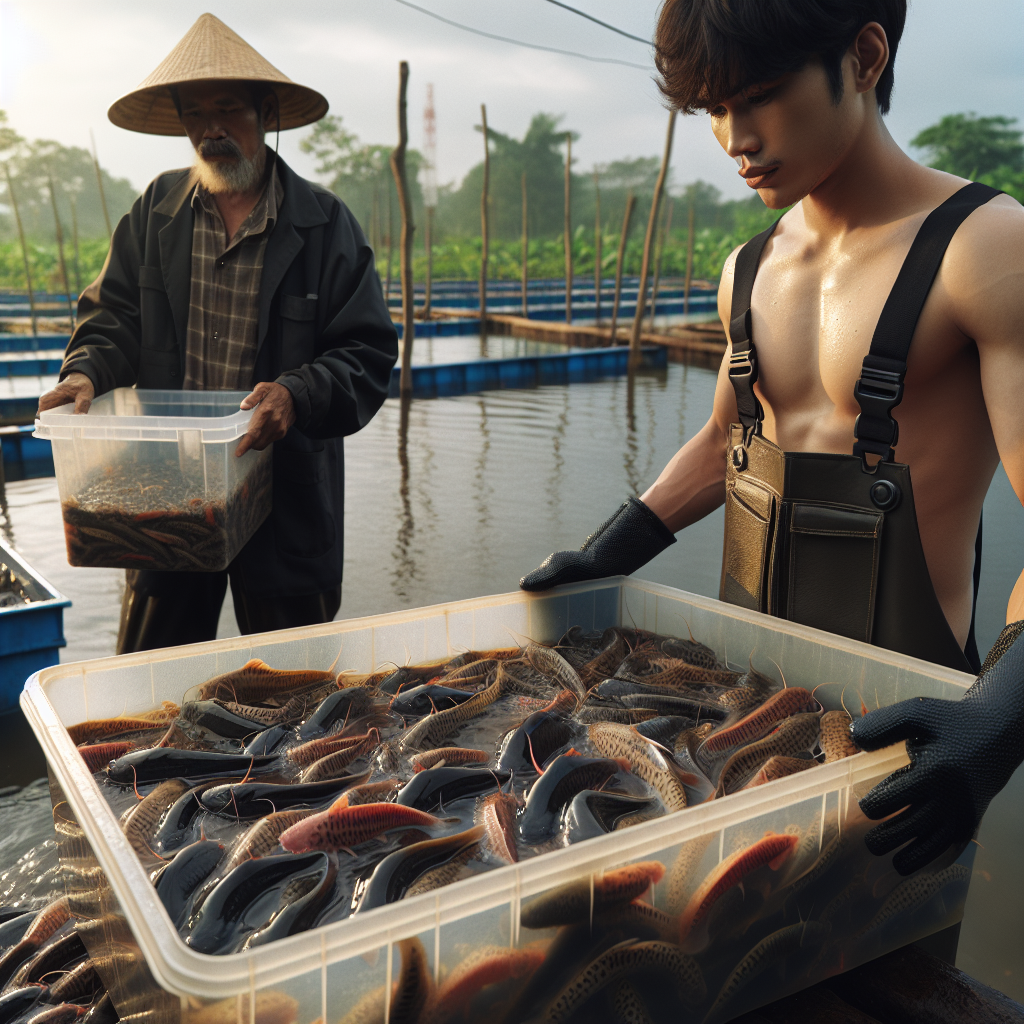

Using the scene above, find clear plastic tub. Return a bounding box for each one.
[34,388,272,572]
[22,579,976,1023]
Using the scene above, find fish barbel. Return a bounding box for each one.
[279,801,442,853]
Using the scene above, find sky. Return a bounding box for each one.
[1,0,1022,201]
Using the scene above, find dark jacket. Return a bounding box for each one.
[61,155,398,598]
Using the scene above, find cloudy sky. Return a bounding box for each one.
[1,0,1021,200]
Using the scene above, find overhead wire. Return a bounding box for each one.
[542,0,650,46]
[391,0,651,70]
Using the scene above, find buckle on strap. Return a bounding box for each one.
[853,365,905,462]
[728,342,763,440]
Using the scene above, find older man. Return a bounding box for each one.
[38,15,397,651]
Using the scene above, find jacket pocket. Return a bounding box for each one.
[279,294,317,371]
[272,449,335,559]
[785,502,883,643]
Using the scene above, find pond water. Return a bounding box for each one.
[1,356,1021,998]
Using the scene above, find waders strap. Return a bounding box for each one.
[853,182,1003,462]
[728,220,781,440]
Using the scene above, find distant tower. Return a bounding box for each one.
[421,84,438,314]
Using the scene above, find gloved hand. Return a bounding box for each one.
[852,621,1024,875]
[520,496,676,592]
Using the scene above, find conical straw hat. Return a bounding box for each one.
[108,13,328,135]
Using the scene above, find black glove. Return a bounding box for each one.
[851,620,1024,875]
[520,497,676,592]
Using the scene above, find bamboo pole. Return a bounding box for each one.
[684,198,695,316]
[422,205,434,317]
[593,171,602,324]
[391,61,416,400]
[629,110,676,361]
[648,195,674,330]
[479,103,489,338]
[521,171,528,318]
[47,172,75,323]
[564,132,572,323]
[385,179,394,306]
[609,193,636,344]
[3,163,38,337]
[89,130,112,239]
[70,192,83,295]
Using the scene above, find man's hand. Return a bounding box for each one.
[236,381,295,456]
[852,621,1024,875]
[38,372,95,415]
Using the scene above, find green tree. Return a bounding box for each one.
[911,112,1023,179]
[300,114,423,255]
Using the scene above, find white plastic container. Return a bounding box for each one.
[34,388,271,572]
[22,579,976,1023]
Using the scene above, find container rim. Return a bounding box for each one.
[20,578,974,1001]
[33,388,255,443]
[0,540,71,613]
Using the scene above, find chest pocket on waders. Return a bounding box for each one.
[783,503,883,643]
[722,476,778,613]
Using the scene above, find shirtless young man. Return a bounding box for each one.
[522,0,1024,876]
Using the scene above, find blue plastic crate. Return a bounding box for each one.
[0,543,69,713]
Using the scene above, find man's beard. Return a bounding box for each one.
[193,137,266,195]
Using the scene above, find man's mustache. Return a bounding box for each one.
[198,138,243,159]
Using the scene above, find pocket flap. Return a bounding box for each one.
[790,504,881,537]
[138,265,165,291]
[280,294,317,322]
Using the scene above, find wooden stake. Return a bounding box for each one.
[70,192,83,295]
[648,195,674,330]
[89,130,112,240]
[521,171,528,318]
[3,163,38,337]
[391,61,416,400]
[629,109,676,361]
[593,171,602,324]
[47,172,75,324]
[564,132,572,324]
[422,204,434,317]
[479,103,489,338]
[684,198,695,316]
[609,192,636,344]
[385,180,394,306]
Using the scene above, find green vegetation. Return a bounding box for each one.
[1,108,1019,295]
[911,112,1023,201]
